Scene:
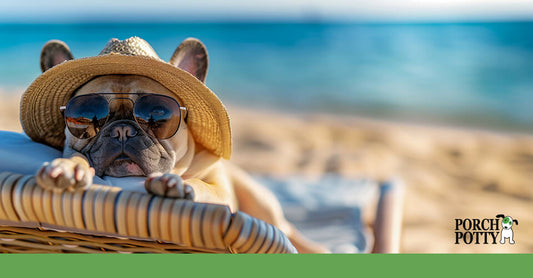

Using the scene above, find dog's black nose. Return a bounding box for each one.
[110,123,137,143]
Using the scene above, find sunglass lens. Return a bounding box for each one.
[134,95,181,139]
[65,95,109,139]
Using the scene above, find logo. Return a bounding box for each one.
[496,214,518,244]
[454,214,518,245]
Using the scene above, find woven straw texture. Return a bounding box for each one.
[0,171,296,253]
[20,37,232,159]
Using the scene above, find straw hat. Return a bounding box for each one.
[20,37,232,159]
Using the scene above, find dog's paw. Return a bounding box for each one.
[145,173,194,200]
[36,158,94,192]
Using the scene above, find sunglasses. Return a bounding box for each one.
[60,93,187,140]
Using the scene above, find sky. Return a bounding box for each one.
[1,0,533,22]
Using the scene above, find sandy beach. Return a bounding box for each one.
[1,91,532,253]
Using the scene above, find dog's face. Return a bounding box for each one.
[502,216,514,229]
[65,75,190,177]
[41,37,210,177]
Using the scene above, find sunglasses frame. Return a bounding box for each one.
[60,93,188,140]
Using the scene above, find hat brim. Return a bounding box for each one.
[20,54,232,159]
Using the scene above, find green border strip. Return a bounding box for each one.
[0,254,530,277]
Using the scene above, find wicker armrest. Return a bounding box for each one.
[0,172,297,253]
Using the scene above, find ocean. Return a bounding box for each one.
[0,22,531,132]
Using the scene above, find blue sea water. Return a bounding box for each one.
[0,22,531,132]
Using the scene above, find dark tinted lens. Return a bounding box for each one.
[134,95,181,139]
[65,95,109,139]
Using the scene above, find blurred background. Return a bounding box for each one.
[1,0,532,132]
[0,1,532,253]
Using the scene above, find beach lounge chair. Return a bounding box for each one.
[0,131,404,253]
[0,171,296,253]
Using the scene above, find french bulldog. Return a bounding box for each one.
[35,38,329,253]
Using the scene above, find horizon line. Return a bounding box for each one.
[1,17,532,25]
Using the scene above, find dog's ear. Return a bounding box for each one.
[513,219,518,225]
[40,40,74,72]
[169,38,208,83]
[496,214,505,219]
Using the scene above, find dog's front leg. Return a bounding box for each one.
[183,178,236,211]
[145,173,194,200]
[145,169,236,211]
[36,153,95,192]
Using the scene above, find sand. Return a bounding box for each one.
[1,91,532,253]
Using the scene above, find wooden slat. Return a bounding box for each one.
[0,172,13,219]
[12,175,34,222]
[1,174,23,221]
[115,191,133,236]
[135,194,151,238]
[21,178,39,222]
